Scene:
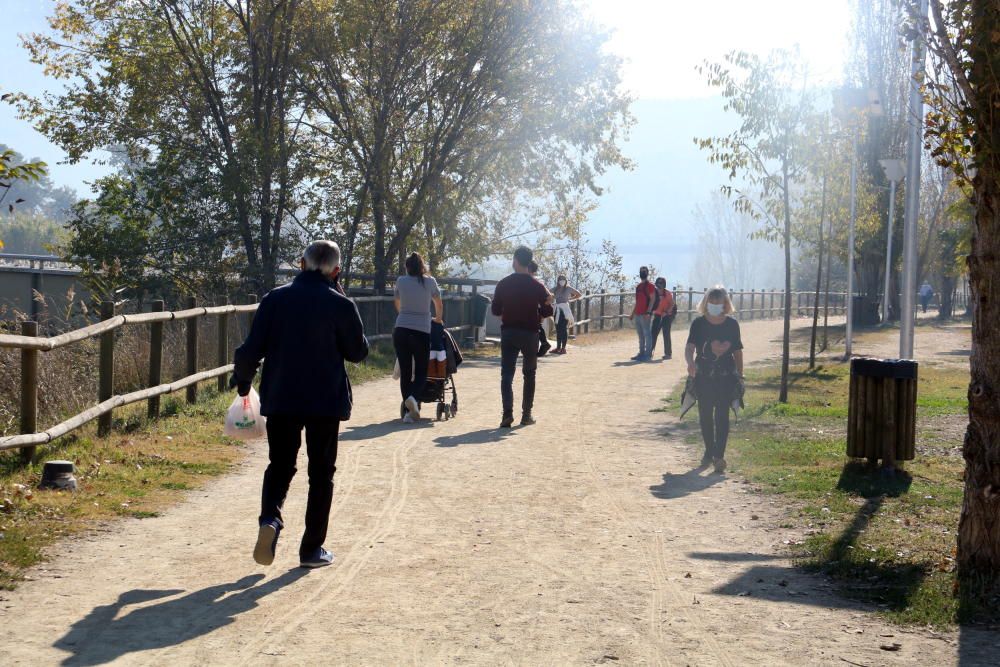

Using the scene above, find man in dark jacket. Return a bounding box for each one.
[491,246,554,428]
[232,240,368,569]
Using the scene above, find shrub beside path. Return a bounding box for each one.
[0,317,992,665]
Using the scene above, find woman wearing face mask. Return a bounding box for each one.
[551,275,581,354]
[685,286,743,473]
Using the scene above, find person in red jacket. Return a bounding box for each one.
[491,246,554,427]
[628,266,657,361]
[650,277,677,359]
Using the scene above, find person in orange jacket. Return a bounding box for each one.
[650,277,676,359]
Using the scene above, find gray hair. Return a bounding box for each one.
[303,240,341,274]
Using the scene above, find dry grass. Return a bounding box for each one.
[0,331,397,590]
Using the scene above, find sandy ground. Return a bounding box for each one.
[0,315,992,666]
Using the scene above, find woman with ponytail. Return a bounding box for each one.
[393,252,444,422]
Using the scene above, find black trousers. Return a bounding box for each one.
[261,415,340,558]
[393,327,430,401]
[501,327,539,417]
[695,374,734,460]
[555,309,569,348]
[651,315,673,355]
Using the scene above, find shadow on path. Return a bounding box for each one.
[340,417,434,441]
[435,428,517,448]
[55,569,309,665]
[649,466,724,500]
[712,465,925,614]
[688,551,785,563]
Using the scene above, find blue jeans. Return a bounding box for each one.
[634,314,652,357]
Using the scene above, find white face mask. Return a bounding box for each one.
[707,303,725,317]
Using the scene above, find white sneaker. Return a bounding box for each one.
[402,414,414,424]
[404,395,420,420]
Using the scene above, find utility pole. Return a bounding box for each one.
[900,0,929,359]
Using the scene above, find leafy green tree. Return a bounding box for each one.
[63,161,242,305]
[298,0,632,292]
[0,145,75,222]
[846,0,912,312]
[923,0,1000,604]
[0,148,49,250]
[20,0,310,292]
[0,213,66,254]
[696,49,816,403]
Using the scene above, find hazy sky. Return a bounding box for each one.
[584,0,851,99]
[2,1,853,283]
[2,0,851,195]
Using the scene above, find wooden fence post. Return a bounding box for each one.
[245,293,258,339]
[687,288,694,322]
[573,297,583,338]
[738,290,745,314]
[186,296,198,405]
[767,290,774,318]
[618,292,625,328]
[749,289,755,320]
[471,284,480,343]
[98,300,115,437]
[584,292,591,334]
[217,299,230,393]
[147,300,164,419]
[19,321,39,463]
[600,294,606,331]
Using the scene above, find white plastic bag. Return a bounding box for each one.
[223,388,267,440]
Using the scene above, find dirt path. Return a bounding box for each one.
[0,316,991,665]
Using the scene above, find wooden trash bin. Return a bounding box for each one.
[846,357,918,468]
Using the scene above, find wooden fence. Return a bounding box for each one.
[566,287,849,335]
[0,291,481,459]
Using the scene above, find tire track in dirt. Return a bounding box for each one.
[237,428,420,659]
[567,356,734,667]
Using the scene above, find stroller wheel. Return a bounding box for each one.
[451,398,459,416]
[436,403,448,421]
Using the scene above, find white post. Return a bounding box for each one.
[900,0,929,359]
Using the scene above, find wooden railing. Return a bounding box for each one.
[565,287,849,335]
[0,291,482,458]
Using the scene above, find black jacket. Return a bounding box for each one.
[233,271,369,419]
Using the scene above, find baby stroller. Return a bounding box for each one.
[399,321,463,421]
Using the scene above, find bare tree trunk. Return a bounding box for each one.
[810,170,828,368]
[779,160,792,403]
[372,185,388,294]
[958,0,1000,597]
[822,212,833,352]
[939,273,955,320]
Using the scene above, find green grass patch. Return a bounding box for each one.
[671,361,971,628]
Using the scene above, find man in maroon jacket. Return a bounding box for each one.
[491,246,554,427]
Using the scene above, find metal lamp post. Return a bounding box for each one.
[878,158,905,326]
[900,0,929,359]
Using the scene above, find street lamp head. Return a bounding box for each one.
[879,158,906,183]
[834,87,884,120]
